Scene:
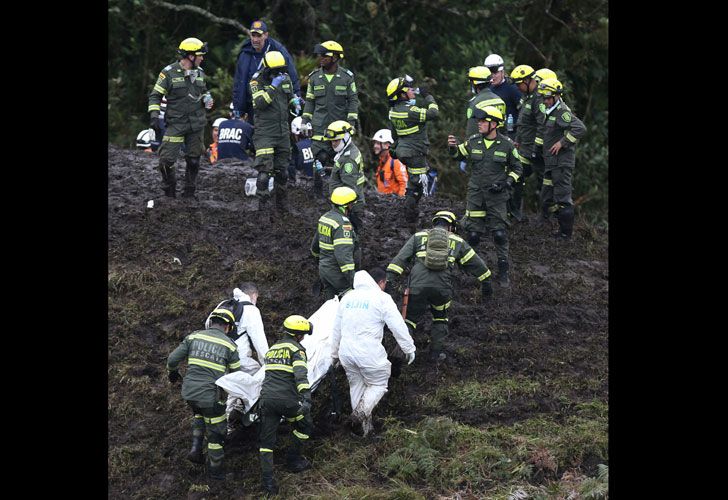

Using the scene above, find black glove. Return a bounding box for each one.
[418,84,429,97]
[300,398,312,414]
[168,370,181,384]
[481,279,493,298]
[488,181,507,193]
[150,112,161,137]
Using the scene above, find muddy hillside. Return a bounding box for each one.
[108,144,608,499]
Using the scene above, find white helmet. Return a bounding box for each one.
[291,116,304,135]
[213,118,225,129]
[372,128,394,144]
[484,53,505,72]
[136,129,155,148]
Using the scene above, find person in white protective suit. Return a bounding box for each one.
[330,267,416,436]
[205,282,269,417]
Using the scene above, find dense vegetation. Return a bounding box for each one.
[108,0,607,216]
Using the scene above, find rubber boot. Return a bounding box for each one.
[286,445,312,473]
[555,205,575,239]
[207,461,225,481]
[182,156,199,198]
[187,434,205,464]
[260,453,278,495]
[508,180,524,222]
[497,259,510,288]
[159,159,176,197]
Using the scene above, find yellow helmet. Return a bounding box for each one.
[263,51,286,69]
[468,66,492,86]
[283,315,313,336]
[386,77,409,101]
[432,210,458,226]
[537,78,563,96]
[330,186,357,206]
[510,64,535,83]
[178,37,208,57]
[208,307,236,326]
[534,68,557,83]
[314,40,344,58]
[473,105,504,123]
[323,120,354,141]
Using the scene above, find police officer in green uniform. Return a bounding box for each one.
[149,38,213,198]
[258,315,314,495]
[537,78,587,239]
[250,51,294,210]
[531,68,558,215]
[449,106,523,287]
[311,186,358,300]
[301,41,359,197]
[167,306,241,480]
[508,64,538,221]
[386,211,493,363]
[322,120,366,232]
[387,76,439,223]
[464,66,506,136]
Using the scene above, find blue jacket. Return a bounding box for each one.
[217,119,254,161]
[290,137,314,176]
[232,38,300,119]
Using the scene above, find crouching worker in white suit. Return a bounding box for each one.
[331,267,416,436]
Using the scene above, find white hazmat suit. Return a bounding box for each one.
[331,271,415,435]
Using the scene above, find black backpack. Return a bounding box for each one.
[211,298,253,341]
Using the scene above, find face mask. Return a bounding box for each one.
[333,139,346,152]
[406,98,416,105]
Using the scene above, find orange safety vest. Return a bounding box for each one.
[207,142,218,164]
[375,151,408,196]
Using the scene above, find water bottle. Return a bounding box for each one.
[314,159,325,178]
[506,114,514,132]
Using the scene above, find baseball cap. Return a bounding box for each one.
[250,20,268,34]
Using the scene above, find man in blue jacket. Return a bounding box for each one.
[232,20,301,127]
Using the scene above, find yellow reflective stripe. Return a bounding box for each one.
[397,125,420,135]
[262,92,273,104]
[478,270,492,281]
[193,414,204,420]
[257,148,274,155]
[319,241,334,250]
[287,414,305,422]
[271,343,300,351]
[519,155,531,165]
[265,364,294,373]
[428,103,439,110]
[460,248,475,264]
[565,132,578,143]
[509,172,520,181]
[405,319,417,329]
[458,144,469,157]
[543,178,554,186]
[148,104,161,112]
[415,251,426,258]
[387,263,403,274]
[297,383,310,392]
[302,112,313,119]
[153,84,167,94]
[208,443,223,450]
[260,448,274,453]
[229,361,241,369]
[340,264,355,272]
[432,318,449,322]
[432,301,451,311]
[292,430,309,440]
[356,175,367,185]
[535,137,544,145]
[389,111,409,119]
[333,238,353,246]
[408,167,427,175]
[292,360,308,368]
[347,113,358,119]
[512,149,520,160]
[319,216,340,228]
[204,414,227,425]
[448,256,456,263]
[188,333,236,351]
[163,136,184,143]
[188,358,226,372]
[418,108,426,121]
[466,210,486,218]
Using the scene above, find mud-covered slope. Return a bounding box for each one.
[108,144,608,499]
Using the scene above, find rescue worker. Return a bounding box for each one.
[484,54,522,139]
[148,37,213,198]
[206,117,225,164]
[136,129,155,153]
[532,68,558,208]
[289,116,315,184]
[258,315,314,495]
[508,64,538,221]
[537,78,587,239]
[448,106,523,287]
[301,40,359,197]
[372,128,408,197]
[311,186,358,300]
[216,113,255,165]
[331,268,416,436]
[323,120,366,232]
[464,66,506,136]
[250,50,294,211]
[386,211,493,362]
[387,76,439,222]
[167,305,241,480]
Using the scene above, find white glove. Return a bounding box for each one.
[405,351,416,365]
[419,174,429,196]
[203,94,214,110]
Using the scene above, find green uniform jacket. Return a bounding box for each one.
[535,96,564,150]
[250,70,293,141]
[330,140,366,205]
[515,92,542,161]
[167,326,241,406]
[465,89,506,136]
[260,336,311,402]
[387,230,491,292]
[148,62,208,131]
[542,100,587,169]
[451,132,523,187]
[389,95,439,160]
[302,67,359,140]
[311,208,356,287]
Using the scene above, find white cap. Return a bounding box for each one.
[372,128,394,144]
[136,128,155,148]
[484,53,504,71]
[291,116,303,135]
[213,118,225,129]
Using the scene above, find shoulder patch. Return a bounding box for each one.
[561,111,572,122]
[158,72,166,80]
[344,163,353,174]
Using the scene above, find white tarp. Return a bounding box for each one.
[215,297,339,413]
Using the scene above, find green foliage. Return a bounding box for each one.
[431,376,542,409]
